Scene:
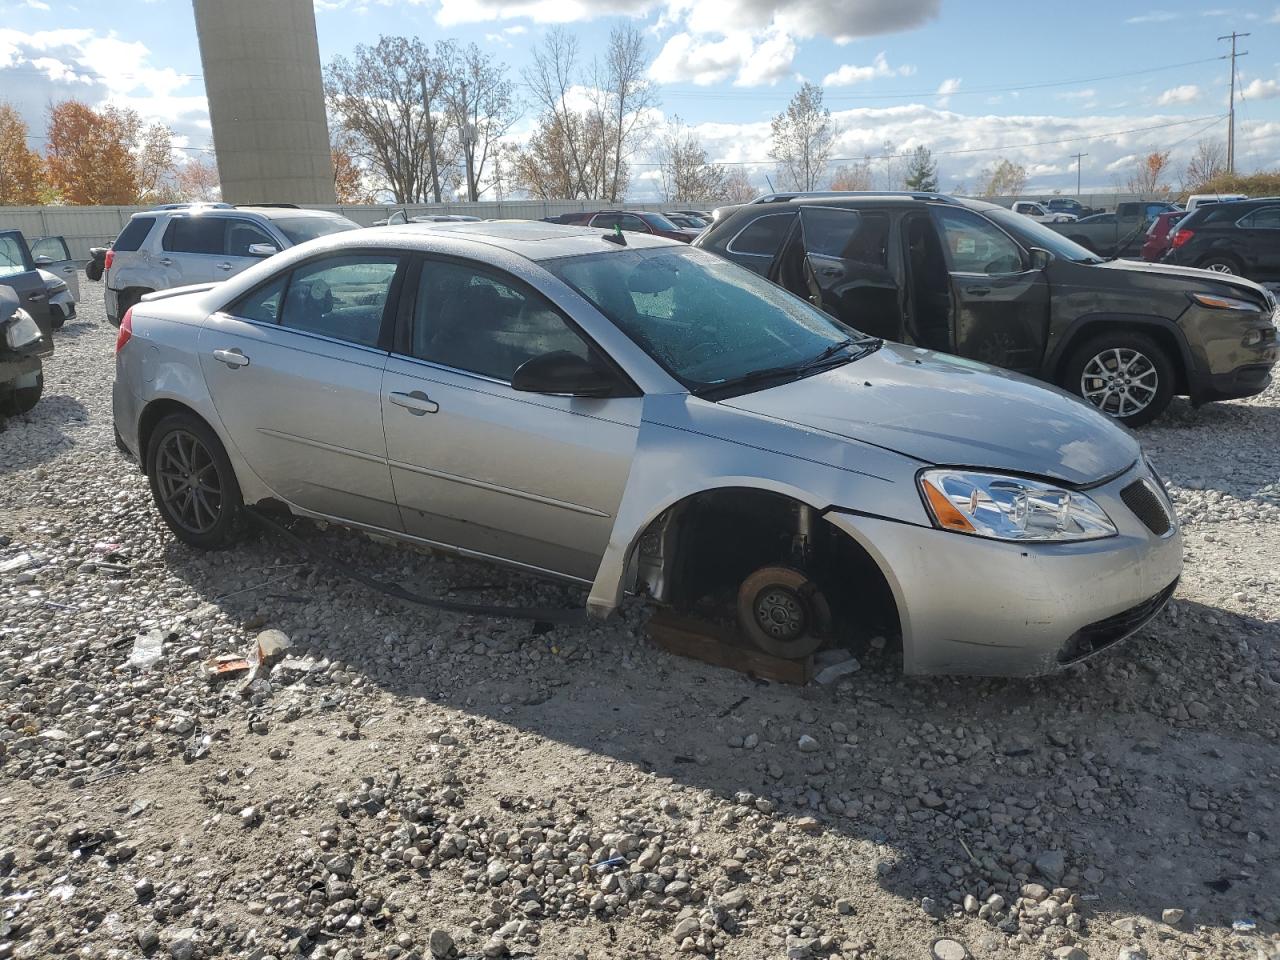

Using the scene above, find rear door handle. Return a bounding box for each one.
[216,262,233,271]
[212,348,250,368]
[158,257,173,266]
[389,390,439,415]
[27,291,45,301]
[965,286,991,296]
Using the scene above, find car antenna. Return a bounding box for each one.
[603,224,627,246]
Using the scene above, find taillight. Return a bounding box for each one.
[115,308,133,353]
[104,249,115,272]
[1171,228,1194,249]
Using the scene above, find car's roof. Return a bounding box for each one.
[377,220,679,260]
[130,205,347,221]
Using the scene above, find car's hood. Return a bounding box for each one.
[720,342,1140,486]
[1092,257,1270,301]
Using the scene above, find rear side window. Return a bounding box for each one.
[163,217,226,255]
[278,255,399,347]
[802,208,890,266]
[1241,207,1280,229]
[114,217,155,252]
[229,276,288,324]
[727,213,795,256]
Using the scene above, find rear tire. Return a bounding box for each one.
[145,413,244,549]
[1060,331,1175,428]
[113,288,149,328]
[1197,255,1240,275]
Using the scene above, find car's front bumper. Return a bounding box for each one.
[1182,304,1278,403]
[824,461,1183,676]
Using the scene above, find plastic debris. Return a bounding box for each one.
[0,553,33,574]
[126,630,165,671]
[1233,919,1257,933]
[813,650,861,685]
[200,655,251,682]
[593,856,626,872]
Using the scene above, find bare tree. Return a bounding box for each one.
[654,116,727,202]
[770,82,835,192]
[829,158,872,191]
[878,139,901,191]
[599,25,658,202]
[519,26,657,200]
[977,157,1028,197]
[720,166,759,203]
[440,41,521,201]
[1126,150,1172,197]
[1181,139,1226,192]
[325,36,458,203]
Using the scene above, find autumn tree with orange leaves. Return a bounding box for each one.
[1125,150,1172,198]
[0,103,47,204]
[45,100,176,205]
[331,130,375,204]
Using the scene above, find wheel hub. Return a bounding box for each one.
[1080,347,1159,419]
[753,586,807,641]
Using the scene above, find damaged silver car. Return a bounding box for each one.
[112,221,1182,676]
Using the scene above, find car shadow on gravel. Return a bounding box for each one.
[0,393,90,471]
[152,517,1279,944]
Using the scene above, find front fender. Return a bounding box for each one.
[586,394,925,617]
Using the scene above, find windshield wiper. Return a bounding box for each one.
[696,337,881,399]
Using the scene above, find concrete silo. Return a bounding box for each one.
[192,0,336,204]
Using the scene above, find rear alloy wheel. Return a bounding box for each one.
[1198,257,1238,275]
[1062,331,1175,428]
[146,413,244,548]
[737,566,832,660]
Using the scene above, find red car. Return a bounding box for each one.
[543,210,693,243]
[1141,210,1186,262]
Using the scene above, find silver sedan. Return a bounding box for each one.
[112,221,1182,676]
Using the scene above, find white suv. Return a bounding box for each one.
[104,205,359,326]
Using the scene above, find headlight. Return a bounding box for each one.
[918,469,1117,542]
[1190,292,1263,312]
[4,309,43,350]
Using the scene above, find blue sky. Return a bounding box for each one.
[1,0,1277,199]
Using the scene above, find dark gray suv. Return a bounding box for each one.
[697,192,1278,425]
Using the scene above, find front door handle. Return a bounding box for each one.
[216,262,233,271]
[389,390,439,416]
[27,291,45,302]
[212,348,250,368]
[965,286,991,297]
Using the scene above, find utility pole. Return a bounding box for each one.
[1218,31,1249,173]
[1070,152,1088,196]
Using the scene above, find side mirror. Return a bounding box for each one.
[511,351,620,398]
[247,243,278,257]
[387,210,409,226]
[1029,247,1053,270]
[33,255,53,265]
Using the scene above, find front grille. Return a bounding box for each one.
[1121,480,1172,536]
[1058,579,1178,664]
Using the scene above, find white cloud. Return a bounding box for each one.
[435,0,654,25]
[1156,84,1200,105]
[0,28,208,144]
[1241,78,1280,100]
[935,77,960,107]
[822,52,914,87]
[1125,10,1179,23]
[650,29,795,86]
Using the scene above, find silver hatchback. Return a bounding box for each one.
[112,221,1182,676]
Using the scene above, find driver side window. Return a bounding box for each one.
[931,208,1025,275]
[410,259,591,381]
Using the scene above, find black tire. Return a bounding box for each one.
[1060,331,1175,428]
[145,413,244,549]
[736,565,832,660]
[0,371,43,416]
[1197,254,1241,275]
[86,260,104,282]
[49,309,66,331]
[112,288,149,328]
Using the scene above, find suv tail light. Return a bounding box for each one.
[104,249,114,272]
[115,307,133,353]
[1171,228,1194,249]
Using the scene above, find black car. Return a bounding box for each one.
[0,286,53,419]
[696,192,1278,426]
[1162,197,1280,282]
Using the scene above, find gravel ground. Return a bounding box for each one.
[1,283,1278,960]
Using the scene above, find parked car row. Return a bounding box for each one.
[542,210,700,242]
